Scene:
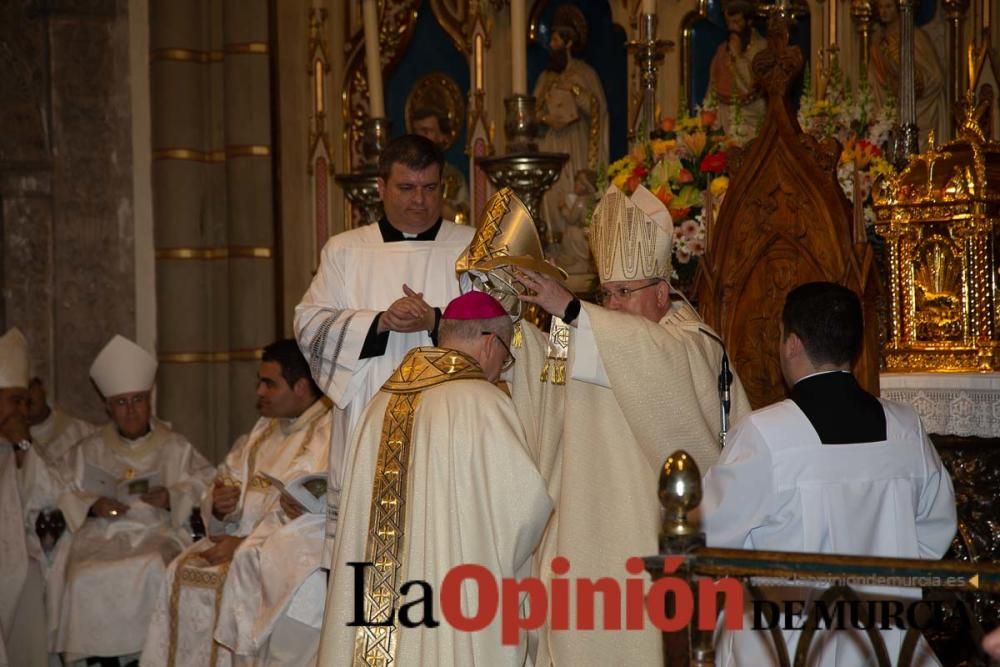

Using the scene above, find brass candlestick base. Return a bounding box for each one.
[360,117,391,168]
[478,152,568,245]
[335,118,390,226]
[477,95,567,245]
[503,95,539,153]
[334,170,383,226]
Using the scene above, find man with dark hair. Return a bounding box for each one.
[701,282,957,666]
[411,107,470,224]
[317,291,551,666]
[142,339,333,667]
[295,133,474,566]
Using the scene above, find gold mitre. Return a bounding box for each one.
[456,187,566,319]
[590,183,674,283]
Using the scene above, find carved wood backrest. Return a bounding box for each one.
[696,13,880,409]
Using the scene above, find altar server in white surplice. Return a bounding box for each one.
[512,184,752,667]
[317,292,552,667]
[141,339,332,667]
[0,328,67,667]
[294,134,473,565]
[702,282,957,667]
[53,335,213,665]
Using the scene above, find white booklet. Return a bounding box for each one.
[83,463,162,500]
[260,471,328,515]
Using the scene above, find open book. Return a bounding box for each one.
[260,471,327,515]
[83,463,162,501]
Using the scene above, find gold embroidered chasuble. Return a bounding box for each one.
[318,347,552,667]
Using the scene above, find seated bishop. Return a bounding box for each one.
[317,291,552,667]
[53,335,214,666]
[28,375,96,466]
[141,339,333,667]
[0,328,69,667]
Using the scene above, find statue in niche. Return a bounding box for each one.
[553,168,598,277]
[535,4,609,245]
[868,0,948,148]
[703,0,767,138]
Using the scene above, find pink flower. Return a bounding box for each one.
[688,238,706,255]
[681,220,699,237]
[675,248,692,264]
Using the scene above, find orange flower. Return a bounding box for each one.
[700,109,718,128]
[669,206,692,221]
[660,117,677,132]
[653,185,674,207]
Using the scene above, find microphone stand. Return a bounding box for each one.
[697,326,733,449]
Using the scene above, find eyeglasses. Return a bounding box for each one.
[110,394,149,408]
[596,281,661,306]
[481,332,515,371]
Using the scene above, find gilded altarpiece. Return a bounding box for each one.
[873,108,1000,373]
[696,14,880,410]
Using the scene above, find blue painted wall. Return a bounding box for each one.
[385,0,471,181]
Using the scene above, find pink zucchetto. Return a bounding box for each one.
[442,291,509,321]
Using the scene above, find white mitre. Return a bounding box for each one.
[0,327,29,389]
[589,183,674,283]
[90,334,157,398]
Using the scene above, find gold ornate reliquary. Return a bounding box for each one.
[873,105,1000,372]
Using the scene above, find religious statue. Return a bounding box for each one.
[553,168,598,277]
[704,0,767,138]
[410,107,471,225]
[535,4,609,245]
[868,0,948,149]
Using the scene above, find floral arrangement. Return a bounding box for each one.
[594,63,897,287]
[603,108,733,284]
[798,62,897,226]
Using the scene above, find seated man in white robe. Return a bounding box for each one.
[54,335,214,666]
[701,282,957,666]
[24,373,95,667]
[29,376,95,465]
[142,339,333,667]
[317,291,552,667]
[487,184,752,666]
[0,328,68,667]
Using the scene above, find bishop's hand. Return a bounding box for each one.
[515,268,574,319]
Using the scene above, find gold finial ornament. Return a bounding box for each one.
[659,450,702,537]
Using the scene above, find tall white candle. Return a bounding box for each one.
[511,0,527,95]
[362,0,385,118]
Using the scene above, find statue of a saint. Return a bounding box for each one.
[411,107,471,224]
[554,168,598,276]
[868,0,948,148]
[534,5,608,245]
[704,0,767,138]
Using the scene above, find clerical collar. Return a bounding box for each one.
[120,423,155,445]
[377,216,442,242]
[794,369,852,386]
